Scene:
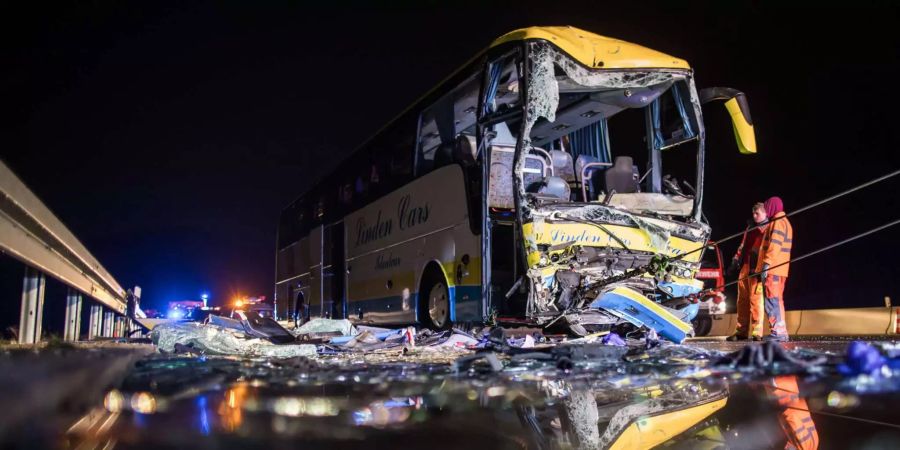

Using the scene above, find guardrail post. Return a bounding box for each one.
[103,311,113,338]
[63,288,83,342]
[18,266,46,344]
[88,304,101,339]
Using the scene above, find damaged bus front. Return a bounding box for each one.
[274,26,754,343]
[481,29,756,342]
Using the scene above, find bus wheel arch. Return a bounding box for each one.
[418,261,452,330]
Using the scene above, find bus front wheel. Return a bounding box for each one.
[420,269,451,330]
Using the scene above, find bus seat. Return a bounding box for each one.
[488,146,551,209]
[575,154,599,181]
[549,150,575,183]
[433,142,455,168]
[605,156,639,194]
[575,154,599,200]
[528,176,571,201]
[454,135,477,166]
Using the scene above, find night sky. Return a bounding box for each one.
[2,1,899,317]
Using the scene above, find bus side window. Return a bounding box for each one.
[417,73,480,176]
[375,113,416,192]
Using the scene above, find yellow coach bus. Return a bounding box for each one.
[275,26,755,341]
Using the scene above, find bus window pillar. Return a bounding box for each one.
[645,100,663,193]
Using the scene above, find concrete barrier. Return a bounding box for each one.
[705,307,899,337]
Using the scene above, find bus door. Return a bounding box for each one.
[322,221,345,319]
[308,224,324,318]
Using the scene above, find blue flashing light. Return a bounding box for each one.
[168,309,184,319]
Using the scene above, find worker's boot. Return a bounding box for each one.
[725,334,746,342]
[750,335,762,342]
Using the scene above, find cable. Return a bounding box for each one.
[694,217,900,298]
[587,168,900,290]
[679,168,900,262]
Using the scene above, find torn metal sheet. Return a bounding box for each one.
[150,321,316,358]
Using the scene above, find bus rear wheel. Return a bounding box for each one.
[420,270,451,330]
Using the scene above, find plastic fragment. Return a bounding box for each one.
[838,341,900,377]
[292,318,356,337]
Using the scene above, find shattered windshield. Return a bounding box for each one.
[516,41,704,217]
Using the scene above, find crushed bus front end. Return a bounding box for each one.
[520,201,708,342]
[479,28,754,342]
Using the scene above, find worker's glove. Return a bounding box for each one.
[761,263,770,282]
[727,257,740,277]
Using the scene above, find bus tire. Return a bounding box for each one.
[419,265,451,330]
[692,315,712,337]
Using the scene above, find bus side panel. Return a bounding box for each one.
[449,222,482,323]
[344,165,473,325]
[275,237,311,320]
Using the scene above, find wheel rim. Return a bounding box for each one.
[428,282,449,328]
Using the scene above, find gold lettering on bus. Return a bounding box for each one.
[354,194,431,247]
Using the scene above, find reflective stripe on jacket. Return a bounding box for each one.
[756,211,793,277]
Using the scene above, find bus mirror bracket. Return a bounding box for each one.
[699,87,757,155]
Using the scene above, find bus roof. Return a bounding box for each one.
[491,26,689,70]
[280,26,689,214]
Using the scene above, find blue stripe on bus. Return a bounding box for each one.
[454,285,484,322]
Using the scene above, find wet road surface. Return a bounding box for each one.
[3,336,899,449]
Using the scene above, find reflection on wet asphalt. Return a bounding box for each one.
[6,337,900,449]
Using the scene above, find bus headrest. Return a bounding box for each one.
[549,150,575,182]
[454,135,477,166]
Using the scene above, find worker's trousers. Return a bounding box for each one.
[764,275,789,339]
[736,264,764,337]
[766,375,819,450]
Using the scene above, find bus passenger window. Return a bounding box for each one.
[369,164,380,185]
[340,183,353,205]
[417,72,480,176]
[355,176,367,195]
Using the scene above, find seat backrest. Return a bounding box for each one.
[433,142,455,168]
[549,150,575,183]
[454,135,477,166]
[530,176,571,201]
[575,154,599,182]
[604,156,639,194]
[488,146,550,208]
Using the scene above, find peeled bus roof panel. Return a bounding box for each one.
[491,26,690,70]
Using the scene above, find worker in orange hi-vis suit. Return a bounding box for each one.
[727,202,767,341]
[766,375,819,450]
[756,196,793,341]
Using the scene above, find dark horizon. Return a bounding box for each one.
[2,1,899,317]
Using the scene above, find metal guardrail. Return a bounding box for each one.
[704,306,899,337]
[0,161,127,314]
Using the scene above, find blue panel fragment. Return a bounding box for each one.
[590,288,692,343]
